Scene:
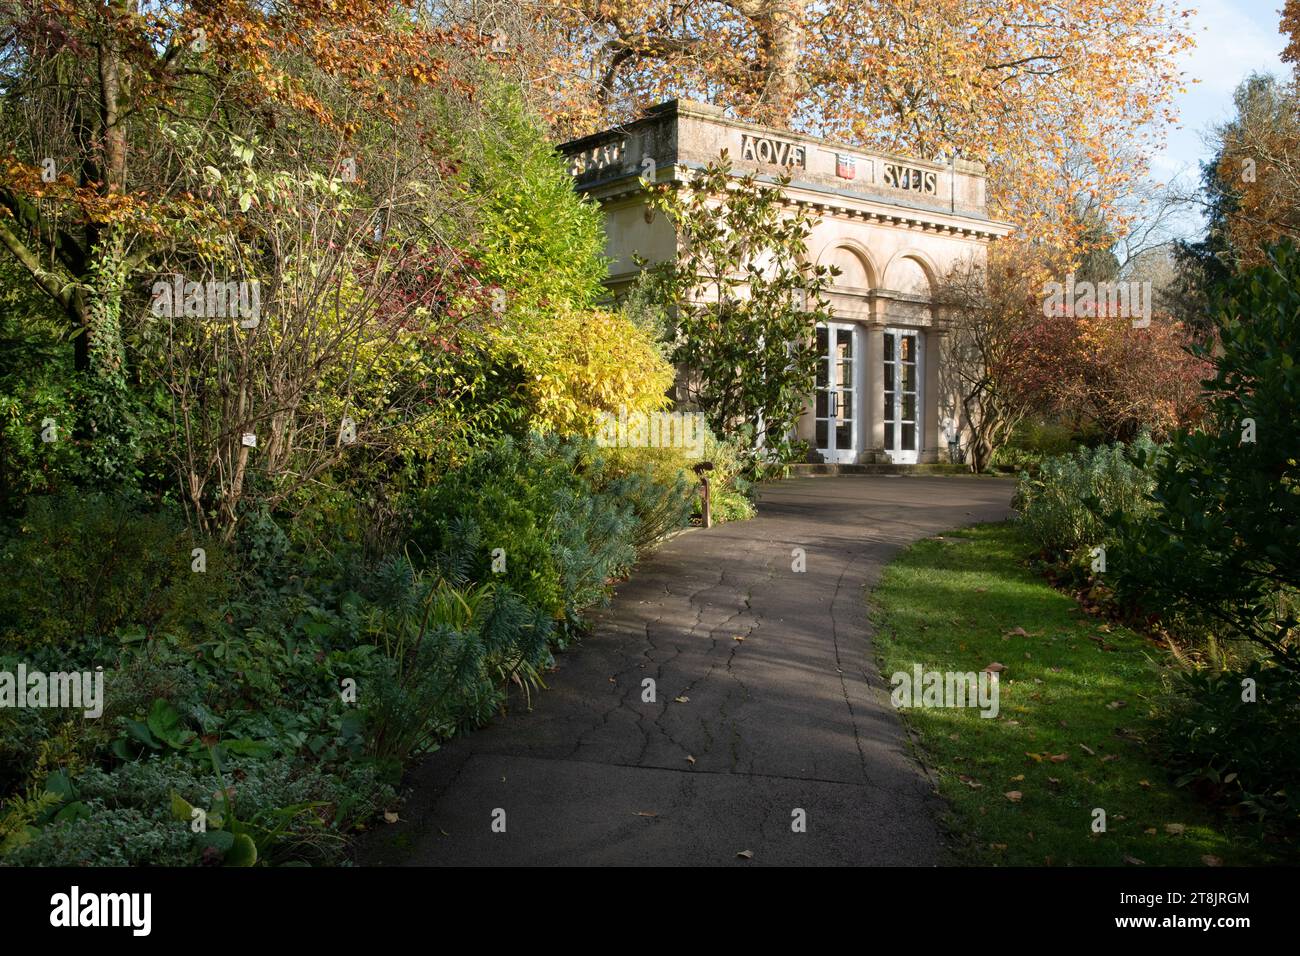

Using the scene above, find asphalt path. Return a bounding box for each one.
[360,475,1015,866]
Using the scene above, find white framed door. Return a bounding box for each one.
[883,329,921,464]
[814,323,858,463]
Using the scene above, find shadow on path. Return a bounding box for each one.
[359,475,1015,866]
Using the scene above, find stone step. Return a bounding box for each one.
[785,462,978,476]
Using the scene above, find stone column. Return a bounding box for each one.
[865,300,886,463]
[921,326,946,463]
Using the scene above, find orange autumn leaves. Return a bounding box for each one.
[527,0,1195,258]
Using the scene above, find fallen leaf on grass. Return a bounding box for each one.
[1009,774,1025,782]
[1050,753,1069,763]
[1202,855,1223,867]
[1139,779,1151,789]
[1004,791,1023,802]
[1165,823,1186,836]
[1123,855,1145,865]
[1004,627,1030,637]
[383,812,400,824]
[1079,743,1096,756]
[958,775,983,789]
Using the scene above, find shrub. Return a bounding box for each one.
[1,755,393,866]
[1012,436,1160,561]
[596,449,694,549]
[1110,241,1300,671]
[0,492,227,649]
[1158,661,1300,836]
[409,434,640,626]
[359,562,553,769]
[992,420,1078,470]
[601,426,755,530]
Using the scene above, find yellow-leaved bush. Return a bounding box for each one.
[502,305,674,435]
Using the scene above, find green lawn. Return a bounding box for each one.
[869,522,1265,866]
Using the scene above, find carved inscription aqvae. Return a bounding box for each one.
[882,162,938,195]
[740,133,806,168]
[569,139,627,177]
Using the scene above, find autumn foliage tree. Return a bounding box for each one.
[0,1,511,532]
[509,0,1194,260]
[1021,311,1209,442]
[1211,74,1300,270]
[936,242,1048,472]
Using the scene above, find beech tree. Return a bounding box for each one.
[519,0,1193,257]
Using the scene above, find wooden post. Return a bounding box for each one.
[693,461,715,529]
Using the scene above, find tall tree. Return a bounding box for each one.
[520,0,1193,257]
[1212,73,1300,270]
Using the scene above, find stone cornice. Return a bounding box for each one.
[584,166,1013,241]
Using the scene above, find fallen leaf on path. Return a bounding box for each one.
[635,811,658,818]
[736,849,754,860]
[674,696,689,703]
[686,755,696,765]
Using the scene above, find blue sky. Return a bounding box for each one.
[1155,0,1289,231]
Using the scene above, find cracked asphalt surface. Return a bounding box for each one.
[360,475,1015,866]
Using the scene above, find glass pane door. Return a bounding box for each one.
[814,323,857,463]
[882,330,920,464]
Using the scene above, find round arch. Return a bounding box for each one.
[815,239,881,291]
[882,250,941,299]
